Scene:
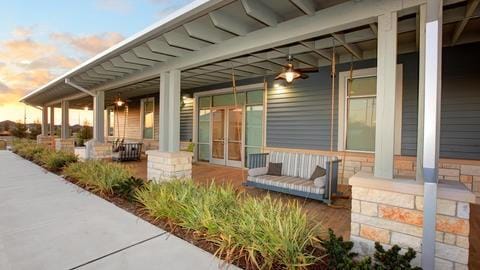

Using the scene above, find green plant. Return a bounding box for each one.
[186,142,195,153]
[321,229,368,269]
[41,150,77,171]
[373,243,421,270]
[64,160,132,195]
[135,180,322,269]
[112,177,147,201]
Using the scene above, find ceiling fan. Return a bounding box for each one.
[275,55,318,83]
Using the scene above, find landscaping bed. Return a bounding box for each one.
[11,140,422,270]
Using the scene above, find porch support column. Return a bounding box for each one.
[421,0,442,269]
[93,91,105,143]
[41,106,48,136]
[168,69,181,152]
[159,71,170,152]
[49,106,55,136]
[374,10,397,179]
[61,100,69,139]
[148,70,191,182]
[416,4,427,182]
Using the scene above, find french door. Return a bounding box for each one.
[211,107,243,167]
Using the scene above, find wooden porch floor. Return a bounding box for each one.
[127,158,352,239]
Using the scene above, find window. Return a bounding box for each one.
[337,66,403,154]
[141,97,154,139]
[345,76,376,152]
[107,107,115,137]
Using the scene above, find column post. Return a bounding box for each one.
[41,106,48,136]
[416,4,427,182]
[61,100,69,139]
[159,71,170,152]
[93,91,105,143]
[168,69,181,152]
[421,0,442,269]
[374,10,397,179]
[49,106,55,137]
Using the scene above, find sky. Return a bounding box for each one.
[0,0,193,125]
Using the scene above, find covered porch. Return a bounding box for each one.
[22,0,480,268]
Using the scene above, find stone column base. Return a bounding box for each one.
[54,138,75,153]
[350,172,476,269]
[85,140,112,160]
[37,135,54,149]
[146,150,192,182]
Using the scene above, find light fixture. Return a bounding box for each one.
[114,96,125,107]
[84,106,89,111]
[182,93,193,100]
[275,55,317,83]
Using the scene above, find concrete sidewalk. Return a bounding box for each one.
[0,151,238,270]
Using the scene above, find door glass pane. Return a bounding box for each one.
[346,97,376,151]
[199,96,211,108]
[212,109,225,159]
[228,108,242,161]
[198,144,210,162]
[245,105,263,146]
[198,109,210,143]
[247,90,263,104]
[212,93,245,107]
[348,76,376,96]
[108,108,114,136]
[143,98,154,139]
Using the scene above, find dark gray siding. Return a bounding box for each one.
[180,99,193,141]
[187,43,480,159]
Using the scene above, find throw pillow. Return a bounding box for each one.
[310,165,326,180]
[266,162,282,176]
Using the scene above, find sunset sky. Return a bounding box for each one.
[0,0,192,124]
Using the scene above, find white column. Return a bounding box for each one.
[41,106,48,136]
[61,100,69,139]
[421,0,442,269]
[93,91,105,143]
[159,71,170,152]
[374,11,397,179]
[50,106,55,136]
[416,4,427,182]
[168,69,181,152]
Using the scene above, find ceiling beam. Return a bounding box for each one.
[92,0,426,92]
[121,51,157,66]
[86,70,116,80]
[451,0,480,45]
[299,41,332,61]
[163,29,212,50]
[209,11,255,35]
[101,61,135,74]
[133,45,174,62]
[146,38,192,56]
[290,0,316,16]
[241,0,281,26]
[93,66,125,77]
[331,33,363,59]
[110,57,146,70]
[184,17,233,43]
[369,23,378,35]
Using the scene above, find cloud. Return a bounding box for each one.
[0,81,9,92]
[96,0,133,14]
[149,0,195,18]
[12,26,36,38]
[50,32,124,56]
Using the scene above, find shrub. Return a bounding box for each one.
[112,177,147,202]
[321,229,421,270]
[41,150,77,171]
[135,180,322,269]
[64,160,132,195]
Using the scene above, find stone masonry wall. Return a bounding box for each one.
[37,135,54,149]
[147,151,192,181]
[54,138,75,153]
[350,177,473,270]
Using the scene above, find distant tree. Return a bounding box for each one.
[11,121,27,138]
[28,120,42,140]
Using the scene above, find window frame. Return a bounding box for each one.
[106,106,115,137]
[337,66,403,154]
[140,97,155,140]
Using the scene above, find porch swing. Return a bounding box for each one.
[244,42,347,204]
[111,96,143,162]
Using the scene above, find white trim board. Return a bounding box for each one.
[193,83,264,97]
[337,65,403,155]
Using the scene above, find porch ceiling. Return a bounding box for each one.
[21,0,480,107]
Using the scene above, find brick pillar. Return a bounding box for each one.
[350,172,475,269]
[85,139,112,160]
[54,138,75,153]
[146,150,192,181]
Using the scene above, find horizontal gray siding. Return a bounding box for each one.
[180,99,193,141]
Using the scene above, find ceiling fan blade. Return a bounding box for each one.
[297,67,318,73]
[300,73,309,79]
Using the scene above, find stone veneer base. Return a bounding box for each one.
[85,140,112,160]
[350,172,475,269]
[146,150,192,182]
[54,138,75,153]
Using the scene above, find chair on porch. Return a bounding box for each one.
[111,139,143,162]
[246,151,341,204]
